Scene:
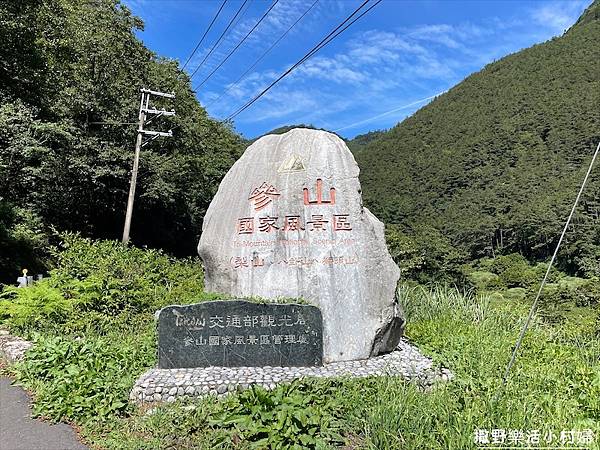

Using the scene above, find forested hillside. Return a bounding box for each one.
[0,0,243,281]
[356,1,600,278]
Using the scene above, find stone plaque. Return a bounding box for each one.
[198,128,404,363]
[158,300,322,369]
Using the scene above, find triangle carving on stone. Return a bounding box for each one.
[278,154,306,173]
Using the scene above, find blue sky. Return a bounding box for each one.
[123,0,591,139]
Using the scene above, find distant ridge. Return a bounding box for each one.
[355,1,600,273]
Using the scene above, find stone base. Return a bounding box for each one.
[0,331,33,363]
[130,339,452,404]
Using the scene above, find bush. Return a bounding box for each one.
[211,381,345,449]
[486,254,559,289]
[573,278,600,307]
[489,253,529,275]
[467,270,505,291]
[0,283,72,329]
[0,233,207,334]
[15,331,154,422]
[385,224,469,287]
[533,284,578,324]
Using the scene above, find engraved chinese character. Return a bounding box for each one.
[260,315,276,327]
[333,214,352,231]
[184,337,194,347]
[258,216,279,232]
[222,336,233,346]
[295,314,306,326]
[232,256,249,269]
[252,256,264,267]
[209,336,220,346]
[273,335,283,345]
[260,335,270,345]
[249,182,281,211]
[306,214,329,231]
[279,314,293,326]
[303,179,336,205]
[244,315,253,327]
[226,315,242,328]
[195,336,207,346]
[284,334,296,344]
[247,335,258,344]
[237,217,254,234]
[298,334,308,344]
[209,315,224,328]
[234,335,245,345]
[283,215,305,231]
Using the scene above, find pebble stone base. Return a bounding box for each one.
[130,339,453,404]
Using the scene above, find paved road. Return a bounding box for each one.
[0,377,88,450]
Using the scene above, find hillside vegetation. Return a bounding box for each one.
[355,1,600,278]
[0,0,243,282]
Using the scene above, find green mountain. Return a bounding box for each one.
[347,130,386,153]
[355,1,600,278]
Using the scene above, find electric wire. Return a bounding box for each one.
[206,0,320,109]
[226,0,372,120]
[188,0,251,80]
[225,0,382,121]
[194,0,280,90]
[181,0,228,70]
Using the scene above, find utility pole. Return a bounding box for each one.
[122,88,175,243]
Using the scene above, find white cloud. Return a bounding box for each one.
[531,0,590,35]
[200,0,590,135]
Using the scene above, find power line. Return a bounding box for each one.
[226,0,382,121]
[333,92,445,133]
[182,0,228,70]
[194,0,280,90]
[206,0,320,109]
[188,0,251,81]
[225,0,373,120]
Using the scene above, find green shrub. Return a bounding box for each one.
[15,331,154,422]
[385,224,468,286]
[0,283,72,329]
[503,287,527,302]
[499,264,538,288]
[467,270,505,291]
[532,284,577,324]
[211,381,345,449]
[489,253,529,275]
[573,278,600,307]
[0,233,207,334]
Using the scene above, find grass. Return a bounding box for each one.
[2,237,598,448]
[72,287,600,449]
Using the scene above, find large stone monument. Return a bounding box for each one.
[198,128,403,363]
